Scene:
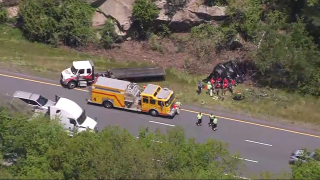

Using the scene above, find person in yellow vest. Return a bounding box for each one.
[175,101,182,115]
[212,116,218,131]
[196,112,203,126]
[208,113,215,127]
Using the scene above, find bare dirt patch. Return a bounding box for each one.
[74,33,249,76]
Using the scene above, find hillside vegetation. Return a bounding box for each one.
[5,0,318,96]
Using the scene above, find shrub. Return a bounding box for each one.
[100,19,120,49]
[19,0,94,46]
[132,0,159,39]
[0,5,7,24]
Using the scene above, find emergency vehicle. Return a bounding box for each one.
[60,60,166,89]
[86,77,177,117]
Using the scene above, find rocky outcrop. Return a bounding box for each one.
[97,0,135,31]
[154,0,170,22]
[92,11,107,27]
[169,0,227,31]
[1,0,227,37]
[6,6,19,18]
[93,0,227,34]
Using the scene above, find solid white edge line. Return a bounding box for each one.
[149,120,175,127]
[245,140,273,147]
[232,156,258,163]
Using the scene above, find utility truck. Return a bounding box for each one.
[47,95,99,136]
[87,77,177,117]
[60,60,166,89]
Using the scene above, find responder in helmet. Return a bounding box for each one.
[212,116,218,131]
[175,101,182,115]
[196,112,203,126]
[208,113,215,127]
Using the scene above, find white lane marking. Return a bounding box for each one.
[245,140,273,147]
[136,137,162,143]
[149,121,175,127]
[232,156,258,163]
[224,173,250,179]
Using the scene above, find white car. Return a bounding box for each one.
[13,91,55,110]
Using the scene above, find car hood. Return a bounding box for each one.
[80,116,97,130]
[61,68,75,80]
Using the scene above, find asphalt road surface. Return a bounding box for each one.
[1,70,320,177]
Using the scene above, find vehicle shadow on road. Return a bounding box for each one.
[87,103,175,120]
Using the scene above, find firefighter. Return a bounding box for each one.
[212,116,218,131]
[229,79,236,94]
[197,81,202,95]
[175,101,182,115]
[207,81,213,97]
[208,113,215,127]
[210,78,215,94]
[196,112,203,126]
[215,82,221,96]
[222,78,229,96]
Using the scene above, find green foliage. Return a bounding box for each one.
[0,108,242,179]
[132,0,159,37]
[158,24,171,37]
[0,5,7,24]
[227,0,264,39]
[254,19,320,95]
[100,19,120,49]
[19,0,94,46]
[190,23,233,61]
[59,0,95,46]
[291,149,320,179]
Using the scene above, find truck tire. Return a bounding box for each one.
[67,81,76,89]
[103,101,113,108]
[149,109,159,117]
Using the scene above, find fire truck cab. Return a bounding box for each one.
[87,77,177,117]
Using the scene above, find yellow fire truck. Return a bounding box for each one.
[86,77,177,117]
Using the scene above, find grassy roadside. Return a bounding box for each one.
[0,26,319,128]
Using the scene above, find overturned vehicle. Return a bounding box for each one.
[205,60,247,84]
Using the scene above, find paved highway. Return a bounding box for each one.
[1,70,320,177]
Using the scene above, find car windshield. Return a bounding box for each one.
[36,95,49,106]
[165,93,175,107]
[71,65,78,75]
[76,110,86,125]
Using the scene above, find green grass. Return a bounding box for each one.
[1,26,320,128]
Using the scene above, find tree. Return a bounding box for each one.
[253,18,320,95]
[291,148,320,179]
[59,0,95,46]
[19,0,94,46]
[100,19,121,49]
[0,106,243,179]
[132,0,160,39]
[0,4,7,24]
